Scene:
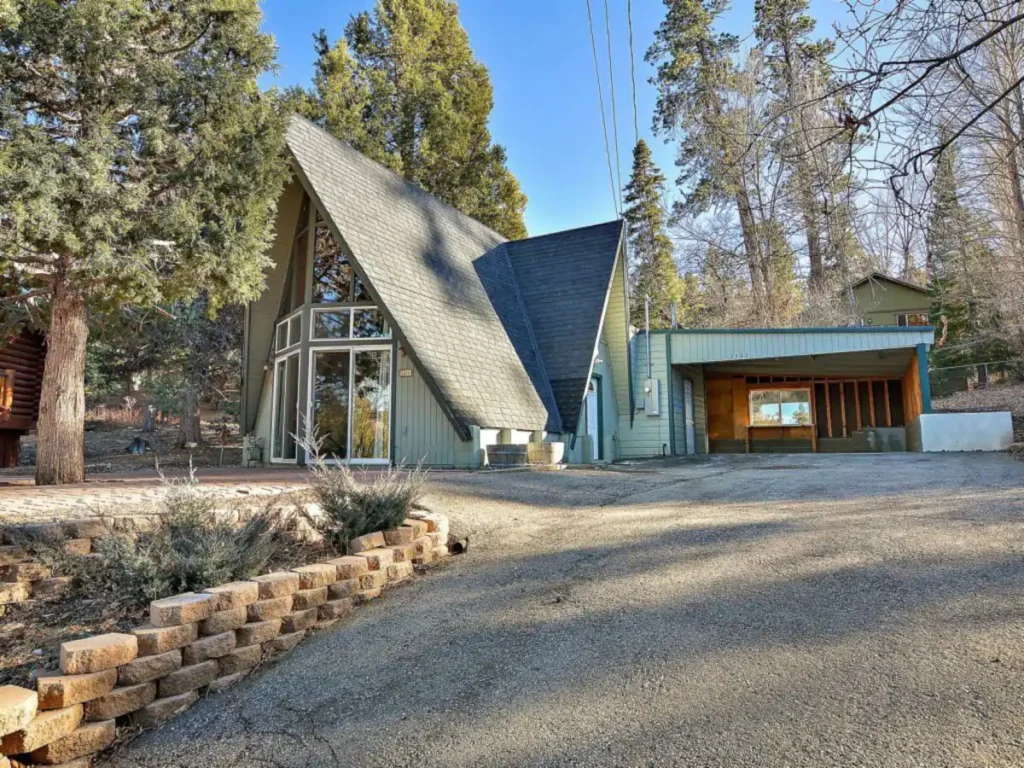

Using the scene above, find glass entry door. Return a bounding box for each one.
[310,347,392,464]
[271,353,300,463]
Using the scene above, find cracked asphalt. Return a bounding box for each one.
[106,453,1024,767]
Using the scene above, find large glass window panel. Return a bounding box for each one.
[272,355,299,460]
[750,389,812,427]
[352,350,392,460]
[312,351,351,460]
[288,315,301,347]
[353,274,371,302]
[750,390,780,426]
[780,390,812,426]
[313,310,352,339]
[352,309,389,339]
[313,226,356,303]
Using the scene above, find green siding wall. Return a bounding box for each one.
[565,336,620,463]
[851,280,930,327]
[619,334,671,458]
[605,253,633,425]
[244,179,305,434]
[394,347,468,467]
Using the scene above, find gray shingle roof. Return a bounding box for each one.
[286,117,558,434]
[505,222,624,434]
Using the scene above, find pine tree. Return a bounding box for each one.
[624,140,692,329]
[299,0,528,240]
[0,2,287,484]
[649,0,787,325]
[927,139,1007,367]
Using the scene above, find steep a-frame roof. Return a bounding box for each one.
[285,117,560,435]
[505,221,625,434]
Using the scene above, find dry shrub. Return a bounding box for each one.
[296,429,425,554]
[81,470,282,610]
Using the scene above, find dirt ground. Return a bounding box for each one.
[1,420,243,476]
[104,452,1024,767]
[934,379,1024,443]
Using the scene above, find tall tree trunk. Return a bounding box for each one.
[735,186,769,324]
[780,41,827,299]
[177,383,202,448]
[796,165,826,295]
[35,284,88,485]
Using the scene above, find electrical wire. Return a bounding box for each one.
[603,0,623,211]
[627,0,640,146]
[586,0,620,217]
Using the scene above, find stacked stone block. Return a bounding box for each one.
[0,513,450,766]
[0,505,327,610]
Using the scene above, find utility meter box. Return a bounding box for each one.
[643,378,661,416]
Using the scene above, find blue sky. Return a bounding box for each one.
[261,0,846,236]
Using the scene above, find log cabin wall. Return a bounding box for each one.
[706,372,910,454]
[0,328,46,468]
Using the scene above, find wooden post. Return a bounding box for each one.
[884,381,892,427]
[824,380,833,438]
[839,382,847,437]
[854,381,862,430]
[868,381,876,427]
[810,385,819,453]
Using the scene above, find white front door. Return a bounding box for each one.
[585,378,600,461]
[684,378,697,455]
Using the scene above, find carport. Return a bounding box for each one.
[625,326,935,456]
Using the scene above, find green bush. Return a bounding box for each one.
[83,480,281,610]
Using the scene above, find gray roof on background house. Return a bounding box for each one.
[285,117,622,437]
[506,221,624,433]
[844,271,929,295]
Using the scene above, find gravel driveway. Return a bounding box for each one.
[107,453,1024,767]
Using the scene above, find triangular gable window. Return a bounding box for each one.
[313,225,371,304]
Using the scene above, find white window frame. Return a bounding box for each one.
[310,306,390,342]
[269,349,301,465]
[275,308,303,353]
[306,343,393,466]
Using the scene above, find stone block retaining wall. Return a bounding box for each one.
[0,505,323,613]
[0,512,450,767]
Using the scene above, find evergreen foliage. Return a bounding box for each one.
[296,0,528,241]
[0,1,289,483]
[926,140,1008,367]
[623,140,695,329]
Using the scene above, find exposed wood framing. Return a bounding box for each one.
[839,382,847,438]
[854,381,863,430]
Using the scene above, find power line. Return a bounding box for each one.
[603,0,623,213]
[586,0,620,217]
[627,0,640,146]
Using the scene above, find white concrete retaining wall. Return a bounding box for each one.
[908,412,1014,453]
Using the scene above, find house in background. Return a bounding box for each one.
[0,328,45,468]
[242,117,1005,466]
[847,272,931,327]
